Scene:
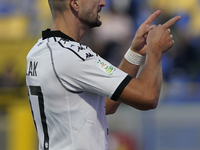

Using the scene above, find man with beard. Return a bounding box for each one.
[26,0,181,149]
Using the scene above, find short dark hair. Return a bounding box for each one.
[48,0,68,16]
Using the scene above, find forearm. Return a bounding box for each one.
[118,50,163,110]
[118,58,140,77]
[105,56,142,115]
[106,48,163,113]
[136,51,162,106]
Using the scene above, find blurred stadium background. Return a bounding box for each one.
[0,0,200,150]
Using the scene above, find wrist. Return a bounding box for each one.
[146,46,162,57]
[124,48,144,65]
[146,47,162,63]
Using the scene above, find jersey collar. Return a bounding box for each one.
[42,29,75,41]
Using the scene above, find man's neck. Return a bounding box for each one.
[51,13,88,42]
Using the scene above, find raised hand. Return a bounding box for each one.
[130,10,161,56]
[147,15,181,53]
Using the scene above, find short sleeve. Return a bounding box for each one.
[51,41,132,100]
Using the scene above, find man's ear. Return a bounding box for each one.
[70,0,79,12]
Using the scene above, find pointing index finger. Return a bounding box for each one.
[144,10,162,25]
[163,16,181,28]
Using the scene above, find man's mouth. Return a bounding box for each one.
[98,8,101,13]
[97,9,101,18]
[97,13,100,18]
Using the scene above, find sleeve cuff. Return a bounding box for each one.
[110,75,132,101]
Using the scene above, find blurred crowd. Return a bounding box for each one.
[0,0,200,103]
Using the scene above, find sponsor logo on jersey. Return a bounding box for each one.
[95,58,116,76]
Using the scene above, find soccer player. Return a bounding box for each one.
[26,0,181,150]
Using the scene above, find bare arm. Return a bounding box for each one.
[106,10,181,114]
[118,49,162,110]
[105,60,140,115]
[105,10,161,115]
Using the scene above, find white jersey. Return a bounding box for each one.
[26,29,132,150]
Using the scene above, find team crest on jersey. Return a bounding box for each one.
[95,58,116,76]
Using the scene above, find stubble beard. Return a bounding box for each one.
[79,10,102,28]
